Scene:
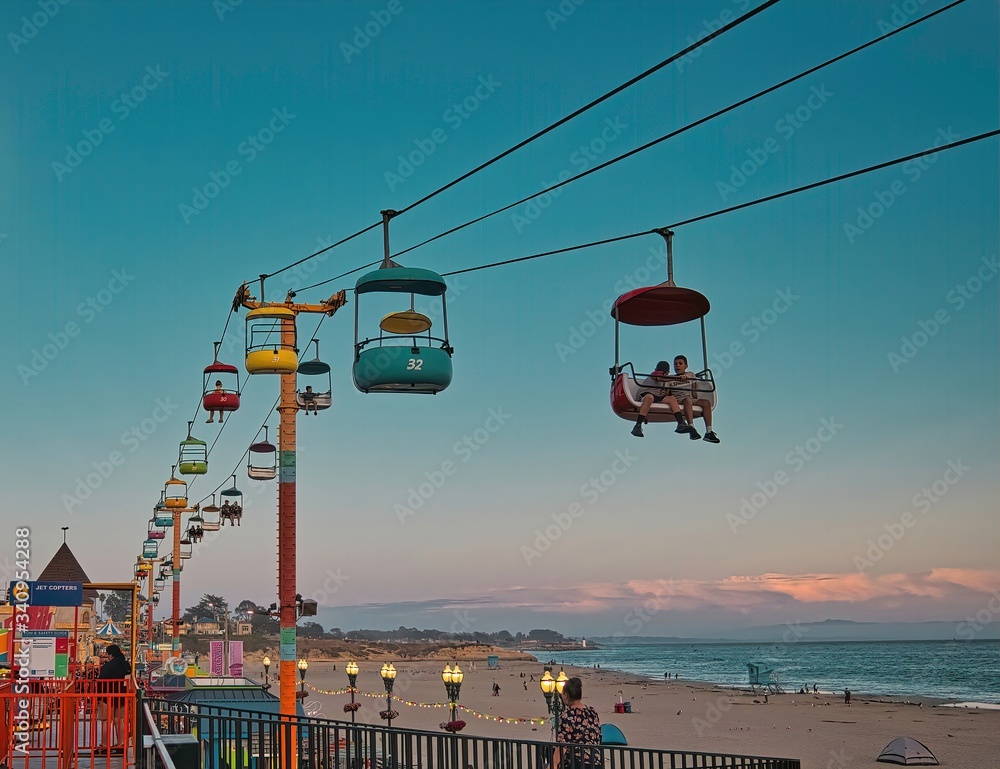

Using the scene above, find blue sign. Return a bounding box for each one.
[7,581,84,607]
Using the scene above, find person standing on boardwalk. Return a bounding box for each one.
[549,677,602,769]
[97,644,132,753]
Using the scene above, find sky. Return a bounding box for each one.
[3,0,998,640]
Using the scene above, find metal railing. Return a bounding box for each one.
[149,699,800,769]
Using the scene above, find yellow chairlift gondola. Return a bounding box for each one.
[248,427,277,481]
[164,468,188,509]
[245,306,298,375]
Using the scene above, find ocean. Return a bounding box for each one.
[540,639,1000,704]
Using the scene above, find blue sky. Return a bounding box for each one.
[4,0,998,639]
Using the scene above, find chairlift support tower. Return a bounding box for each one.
[235,276,347,730]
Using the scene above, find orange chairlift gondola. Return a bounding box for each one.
[178,422,208,475]
[248,427,277,481]
[203,343,242,421]
[164,467,188,509]
[201,494,222,532]
[296,339,332,413]
[220,474,243,526]
[610,229,718,426]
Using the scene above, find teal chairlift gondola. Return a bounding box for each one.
[296,339,332,412]
[153,493,173,528]
[220,474,244,527]
[353,210,453,394]
[353,267,454,393]
[142,539,159,559]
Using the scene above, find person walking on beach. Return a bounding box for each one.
[548,677,602,769]
[492,682,501,696]
[844,688,851,705]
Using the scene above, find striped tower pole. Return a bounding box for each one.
[278,316,299,752]
[172,510,181,656]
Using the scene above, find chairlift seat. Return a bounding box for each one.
[354,346,452,394]
[610,371,717,423]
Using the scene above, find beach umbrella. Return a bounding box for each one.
[877,737,939,765]
[96,620,123,638]
[601,723,627,745]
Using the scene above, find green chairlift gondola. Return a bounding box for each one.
[179,422,208,475]
[296,339,332,412]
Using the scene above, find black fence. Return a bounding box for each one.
[143,698,800,769]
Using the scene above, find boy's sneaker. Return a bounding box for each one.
[631,424,644,438]
[674,420,691,434]
[688,427,701,440]
[703,431,721,444]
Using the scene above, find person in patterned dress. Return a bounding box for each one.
[550,677,603,769]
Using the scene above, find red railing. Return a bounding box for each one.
[0,674,136,768]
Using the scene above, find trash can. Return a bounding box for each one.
[613,703,625,713]
[623,701,632,714]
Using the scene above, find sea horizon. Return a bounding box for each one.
[538,638,1000,705]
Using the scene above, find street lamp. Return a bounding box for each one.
[298,658,308,699]
[346,661,359,723]
[262,655,271,691]
[442,664,464,723]
[380,662,397,727]
[540,669,567,736]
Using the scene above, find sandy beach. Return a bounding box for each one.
[275,656,1000,769]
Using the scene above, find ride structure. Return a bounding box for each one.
[234,275,348,727]
[610,229,718,425]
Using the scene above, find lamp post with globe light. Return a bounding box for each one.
[262,655,271,691]
[540,669,569,737]
[442,664,464,723]
[297,658,308,699]
[346,661,359,723]
[380,663,397,726]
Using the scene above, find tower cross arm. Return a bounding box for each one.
[235,284,348,317]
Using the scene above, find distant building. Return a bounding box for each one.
[192,617,222,635]
[235,622,252,636]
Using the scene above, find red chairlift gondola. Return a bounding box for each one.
[248,427,277,481]
[203,343,242,422]
[610,230,718,427]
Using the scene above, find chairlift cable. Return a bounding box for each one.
[438,128,1000,278]
[253,0,783,286]
[389,0,970,262]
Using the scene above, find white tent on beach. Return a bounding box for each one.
[877,737,939,765]
[95,620,123,638]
